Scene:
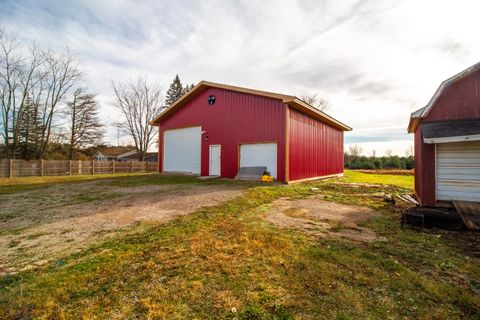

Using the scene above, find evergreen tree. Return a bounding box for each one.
[17,95,43,159]
[182,83,195,95]
[165,75,184,105]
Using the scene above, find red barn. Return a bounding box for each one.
[408,63,480,206]
[150,81,351,183]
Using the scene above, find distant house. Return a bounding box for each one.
[408,62,480,206]
[117,152,158,162]
[144,152,158,162]
[92,150,137,162]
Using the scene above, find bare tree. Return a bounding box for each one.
[299,92,329,111]
[385,148,393,157]
[65,88,103,159]
[0,30,47,158]
[0,29,81,159]
[36,49,82,158]
[405,145,413,157]
[371,149,377,158]
[111,76,162,161]
[348,144,363,156]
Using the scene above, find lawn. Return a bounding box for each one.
[0,173,158,195]
[0,171,479,319]
[342,169,414,189]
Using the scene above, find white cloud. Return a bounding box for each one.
[2,0,480,153]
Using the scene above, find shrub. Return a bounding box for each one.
[345,156,414,170]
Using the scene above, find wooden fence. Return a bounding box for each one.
[0,159,159,178]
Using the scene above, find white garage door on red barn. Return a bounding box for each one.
[436,141,480,202]
[240,143,277,178]
[163,126,201,174]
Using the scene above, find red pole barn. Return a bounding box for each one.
[408,63,480,206]
[150,81,351,183]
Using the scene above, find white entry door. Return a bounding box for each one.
[436,141,480,202]
[209,145,221,176]
[163,126,201,174]
[240,143,277,178]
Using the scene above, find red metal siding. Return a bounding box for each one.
[288,107,344,181]
[414,128,436,206]
[427,73,480,121]
[415,69,480,205]
[157,87,286,181]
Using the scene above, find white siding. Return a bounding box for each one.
[436,141,480,202]
[163,127,201,174]
[240,143,277,178]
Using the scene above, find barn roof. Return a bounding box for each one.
[408,61,480,133]
[150,81,352,131]
[421,119,480,143]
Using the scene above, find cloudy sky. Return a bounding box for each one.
[2,0,480,155]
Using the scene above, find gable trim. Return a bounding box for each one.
[150,81,351,131]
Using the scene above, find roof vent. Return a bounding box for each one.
[208,95,216,105]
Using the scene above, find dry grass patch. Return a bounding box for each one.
[264,197,378,243]
[0,178,245,276]
[1,178,479,319]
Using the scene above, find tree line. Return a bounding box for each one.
[344,144,414,170]
[0,28,194,161]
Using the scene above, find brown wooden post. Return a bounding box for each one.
[112,160,116,174]
[131,161,134,173]
[9,159,13,179]
[69,160,72,176]
[40,159,44,176]
[92,160,95,175]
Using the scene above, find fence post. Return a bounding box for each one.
[40,159,44,176]
[9,159,13,179]
[131,161,134,173]
[112,160,116,174]
[92,160,94,175]
[69,160,72,176]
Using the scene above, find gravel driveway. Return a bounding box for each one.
[0,180,245,275]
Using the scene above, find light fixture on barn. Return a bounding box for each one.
[201,130,208,141]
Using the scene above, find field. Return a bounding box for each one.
[0,170,479,319]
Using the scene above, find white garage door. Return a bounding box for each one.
[436,141,480,202]
[240,143,277,178]
[163,126,201,174]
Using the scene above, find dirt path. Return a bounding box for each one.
[264,197,379,243]
[0,183,244,275]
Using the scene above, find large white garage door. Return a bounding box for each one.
[240,143,277,178]
[163,126,201,174]
[436,141,480,202]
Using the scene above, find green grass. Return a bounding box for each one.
[0,173,157,195]
[0,173,255,195]
[1,173,478,319]
[342,170,414,190]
